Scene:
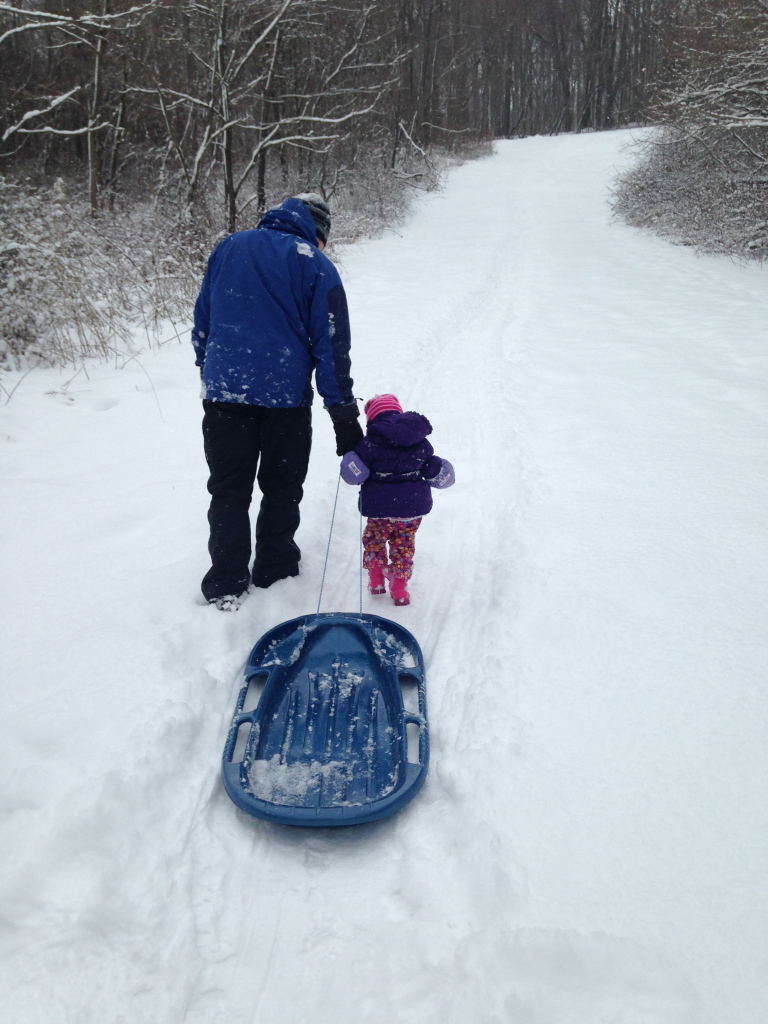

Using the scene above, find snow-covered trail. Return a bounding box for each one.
[1,131,767,1024]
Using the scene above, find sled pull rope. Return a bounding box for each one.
[359,508,364,614]
[317,474,342,614]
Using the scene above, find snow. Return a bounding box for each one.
[1,130,767,1023]
[248,756,358,806]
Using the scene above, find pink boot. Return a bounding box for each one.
[368,565,386,595]
[385,568,410,606]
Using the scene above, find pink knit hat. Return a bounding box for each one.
[364,394,402,422]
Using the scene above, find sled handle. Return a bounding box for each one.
[223,711,257,764]
[403,713,429,766]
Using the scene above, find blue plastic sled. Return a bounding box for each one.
[222,613,428,826]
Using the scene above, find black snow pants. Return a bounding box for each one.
[201,400,312,602]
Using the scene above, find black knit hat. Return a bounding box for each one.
[294,192,331,244]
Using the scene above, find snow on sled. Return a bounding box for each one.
[222,612,428,827]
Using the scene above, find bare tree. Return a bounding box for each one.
[130,0,397,230]
[0,1,162,213]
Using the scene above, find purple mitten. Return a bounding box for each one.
[426,458,455,489]
[340,451,370,485]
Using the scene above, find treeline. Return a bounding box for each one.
[0,0,672,228]
[0,0,683,369]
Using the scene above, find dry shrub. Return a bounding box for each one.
[614,127,768,261]
[0,177,201,370]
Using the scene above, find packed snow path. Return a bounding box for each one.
[2,131,767,1024]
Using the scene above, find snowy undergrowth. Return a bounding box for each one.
[1,131,767,1024]
[0,142,471,375]
[0,178,196,372]
[614,127,768,261]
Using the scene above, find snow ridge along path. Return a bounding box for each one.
[1,130,767,1024]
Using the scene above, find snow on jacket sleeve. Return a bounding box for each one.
[307,259,354,408]
[191,249,215,368]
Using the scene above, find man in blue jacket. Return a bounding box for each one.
[192,193,363,609]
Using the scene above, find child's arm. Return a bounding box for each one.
[340,450,370,484]
[423,456,455,489]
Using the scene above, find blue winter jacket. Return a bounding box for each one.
[192,199,354,408]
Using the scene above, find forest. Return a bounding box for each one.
[1,0,766,367]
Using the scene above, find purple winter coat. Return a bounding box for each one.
[343,411,445,519]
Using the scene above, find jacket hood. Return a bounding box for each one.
[368,410,432,447]
[258,198,318,246]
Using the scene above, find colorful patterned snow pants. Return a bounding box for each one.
[362,518,422,580]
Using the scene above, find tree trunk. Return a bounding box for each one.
[87,33,106,216]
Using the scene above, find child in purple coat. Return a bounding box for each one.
[340,394,454,605]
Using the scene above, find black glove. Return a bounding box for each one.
[328,401,363,456]
[334,419,363,456]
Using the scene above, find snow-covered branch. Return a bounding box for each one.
[230,0,296,84]
[2,86,81,141]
